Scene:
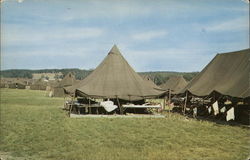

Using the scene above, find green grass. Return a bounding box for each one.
[0,89,249,160]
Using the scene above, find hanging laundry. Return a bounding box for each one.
[208,106,212,114]
[226,107,235,121]
[212,101,219,115]
[100,101,118,112]
[220,106,226,113]
[193,107,197,117]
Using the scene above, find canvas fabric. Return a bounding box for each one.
[100,101,118,112]
[226,107,235,121]
[181,49,250,98]
[65,45,166,101]
[160,76,188,94]
[212,101,219,115]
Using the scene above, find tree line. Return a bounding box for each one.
[0,69,198,85]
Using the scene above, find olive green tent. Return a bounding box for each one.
[0,83,5,88]
[160,76,188,94]
[58,72,76,87]
[30,79,47,90]
[65,45,166,101]
[141,75,159,89]
[0,79,7,88]
[182,48,250,99]
[8,80,26,89]
[1,78,30,89]
[53,72,77,97]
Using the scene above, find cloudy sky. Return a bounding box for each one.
[1,0,249,72]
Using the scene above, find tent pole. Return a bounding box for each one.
[183,92,188,115]
[88,98,91,114]
[69,95,74,117]
[96,99,99,115]
[116,96,122,114]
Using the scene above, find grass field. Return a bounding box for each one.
[0,89,249,160]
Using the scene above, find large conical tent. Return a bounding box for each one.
[65,45,165,101]
[141,75,159,89]
[160,76,188,94]
[182,48,250,98]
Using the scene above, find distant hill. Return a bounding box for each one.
[0,69,198,85]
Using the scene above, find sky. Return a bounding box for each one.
[1,0,249,72]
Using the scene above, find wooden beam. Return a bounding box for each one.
[63,94,66,109]
[116,96,123,114]
[88,98,91,114]
[95,99,99,115]
[183,92,188,115]
[69,96,74,117]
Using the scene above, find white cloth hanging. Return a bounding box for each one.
[100,101,118,112]
[212,101,219,115]
[220,106,226,113]
[193,107,197,116]
[226,107,235,121]
[208,106,212,114]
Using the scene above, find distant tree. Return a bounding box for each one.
[0,69,198,82]
[153,74,166,85]
[23,72,32,79]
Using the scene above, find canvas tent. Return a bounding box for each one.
[160,76,188,94]
[30,79,47,90]
[181,49,250,99]
[58,72,76,87]
[0,83,5,88]
[141,75,159,89]
[52,72,77,97]
[1,78,31,88]
[64,45,166,101]
[46,80,59,90]
[0,78,8,88]
[8,79,26,89]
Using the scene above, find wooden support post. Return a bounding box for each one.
[69,96,74,117]
[96,99,99,115]
[163,96,166,111]
[88,98,91,114]
[85,104,88,113]
[116,96,123,114]
[183,92,188,115]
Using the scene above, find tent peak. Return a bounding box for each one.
[109,44,121,55]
